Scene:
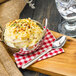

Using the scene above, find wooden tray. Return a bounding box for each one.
[10,30,76,76]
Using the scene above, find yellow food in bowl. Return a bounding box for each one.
[4,18,43,48]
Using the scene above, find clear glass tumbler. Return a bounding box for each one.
[55,0,76,37]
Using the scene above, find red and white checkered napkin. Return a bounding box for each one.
[13,29,64,68]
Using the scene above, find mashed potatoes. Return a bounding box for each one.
[4,18,43,48]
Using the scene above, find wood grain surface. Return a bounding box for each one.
[2,0,75,76]
[9,31,76,76]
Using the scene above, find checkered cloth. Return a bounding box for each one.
[13,29,64,68]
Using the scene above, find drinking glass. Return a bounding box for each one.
[55,0,76,37]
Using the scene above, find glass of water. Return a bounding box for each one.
[55,0,76,37]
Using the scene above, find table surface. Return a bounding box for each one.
[19,0,73,76]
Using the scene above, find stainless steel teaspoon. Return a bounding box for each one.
[22,36,66,69]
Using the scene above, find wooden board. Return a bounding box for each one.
[9,30,76,76]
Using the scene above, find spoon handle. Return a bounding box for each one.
[22,47,52,69]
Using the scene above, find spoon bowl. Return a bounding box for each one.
[52,36,66,48]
